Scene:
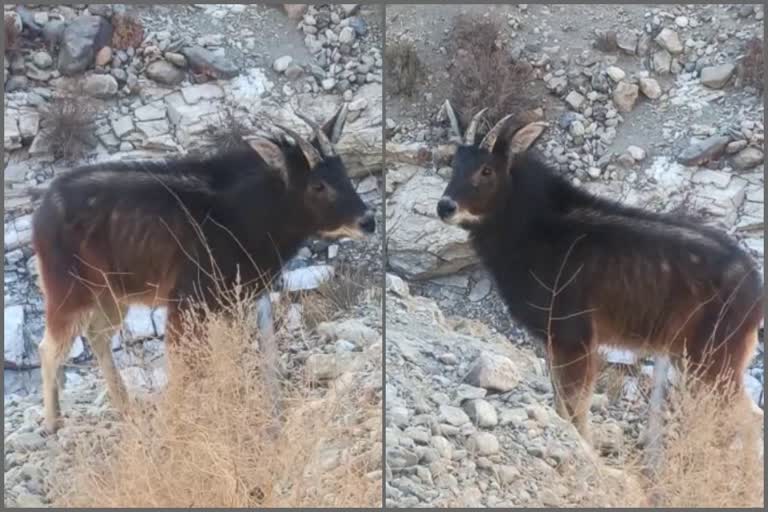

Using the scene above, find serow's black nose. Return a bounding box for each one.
[358,212,376,234]
[437,198,457,219]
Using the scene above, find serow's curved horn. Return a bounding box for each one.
[443,100,462,143]
[274,123,323,169]
[464,107,488,146]
[294,112,335,158]
[329,102,348,144]
[479,113,515,151]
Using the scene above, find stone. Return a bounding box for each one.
[627,145,646,161]
[463,399,498,428]
[700,63,736,89]
[605,66,625,82]
[652,49,672,74]
[58,15,113,75]
[282,265,335,291]
[726,140,748,154]
[31,51,53,69]
[4,114,22,150]
[4,305,26,367]
[639,77,662,99]
[94,46,112,66]
[677,135,730,166]
[612,81,639,113]
[317,319,379,346]
[321,77,336,91]
[134,102,167,121]
[565,90,585,110]
[136,120,170,138]
[469,278,492,301]
[613,32,636,55]
[284,63,303,80]
[497,464,520,485]
[655,28,683,54]
[386,171,474,279]
[182,45,238,79]
[145,60,185,85]
[465,352,520,392]
[439,405,471,426]
[731,147,763,170]
[431,435,453,460]
[111,116,134,137]
[43,19,67,47]
[82,74,118,98]
[273,55,293,73]
[468,432,500,456]
[339,26,356,44]
[8,432,45,453]
[18,111,40,140]
[164,52,188,68]
[180,83,224,104]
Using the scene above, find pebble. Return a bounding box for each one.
[273,55,293,73]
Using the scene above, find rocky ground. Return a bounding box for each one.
[385,275,654,507]
[4,4,382,506]
[385,2,764,389]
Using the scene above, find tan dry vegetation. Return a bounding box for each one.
[636,362,764,508]
[50,289,382,508]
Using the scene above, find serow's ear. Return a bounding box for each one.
[507,121,548,155]
[319,102,349,145]
[247,137,289,183]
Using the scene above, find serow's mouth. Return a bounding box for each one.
[437,198,481,228]
[318,214,375,241]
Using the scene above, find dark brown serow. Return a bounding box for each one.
[33,104,376,434]
[438,102,763,446]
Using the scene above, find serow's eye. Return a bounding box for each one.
[312,182,326,192]
[480,167,492,177]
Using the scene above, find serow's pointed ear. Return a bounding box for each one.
[246,137,289,183]
[508,121,548,155]
[320,102,349,145]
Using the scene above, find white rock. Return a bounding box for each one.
[439,404,470,426]
[338,26,356,45]
[468,432,500,456]
[627,145,646,161]
[463,399,498,428]
[655,28,683,54]
[272,55,293,73]
[317,318,379,346]
[4,305,26,367]
[180,83,225,104]
[565,90,585,110]
[282,265,335,291]
[606,66,626,82]
[639,77,662,99]
[465,352,520,392]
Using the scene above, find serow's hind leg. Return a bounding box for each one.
[85,300,130,414]
[549,339,599,447]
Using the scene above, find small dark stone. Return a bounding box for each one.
[349,16,368,37]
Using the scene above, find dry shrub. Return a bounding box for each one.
[300,263,374,329]
[739,37,764,94]
[38,90,100,160]
[449,14,534,132]
[625,358,764,507]
[50,288,381,508]
[4,14,20,53]
[202,109,253,155]
[111,12,145,50]
[385,39,425,97]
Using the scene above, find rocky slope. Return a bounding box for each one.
[384,275,649,507]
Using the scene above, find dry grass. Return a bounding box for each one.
[50,288,381,508]
[111,12,145,50]
[601,357,765,508]
[202,109,253,155]
[449,14,534,133]
[385,39,425,97]
[298,263,377,330]
[38,91,100,160]
[739,37,764,94]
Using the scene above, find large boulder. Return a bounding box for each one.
[58,15,113,75]
[386,168,475,279]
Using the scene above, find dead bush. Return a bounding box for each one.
[739,37,764,94]
[38,91,100,160]
[111,12,145,50]
[203,109,253,155]
[385,39,425,97]
[4,14,20,53]
[300,263,374,329]
[448,14,534,133]
[593,29,619,53]
[50,287,382,508]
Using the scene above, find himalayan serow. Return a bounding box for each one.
[32,104,376,434]
[437,102,763,446]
